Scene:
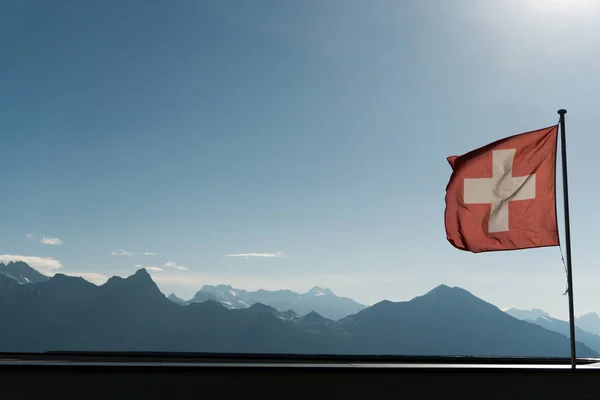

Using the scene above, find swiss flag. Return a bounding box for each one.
[445,125,559,253]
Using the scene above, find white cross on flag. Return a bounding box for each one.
[444,125,559,253]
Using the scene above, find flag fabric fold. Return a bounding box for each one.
[445,125,559,253]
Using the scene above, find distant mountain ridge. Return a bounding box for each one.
[0,262,595,357]
[336,284,596,357]
[505,308,600,336]
[531,315,600,354]
[577,313,600,336]
[505,308,549,321]
[505,308,600,353]
[182,283,366,321]
[167,293,186,305]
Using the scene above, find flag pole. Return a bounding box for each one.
[558,109,576,370]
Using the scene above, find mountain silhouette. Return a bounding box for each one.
[505,308,600,341]
[189,285,251,309]
[184,284,365,320]
[531,315,600,354]
[167,293,186,305]
[0,266,596,357]
[336,285,596,357]
[505,308,549,321]
[0,261,49,284]
[577,313,600,336]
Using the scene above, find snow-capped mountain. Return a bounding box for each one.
[188,285,252,309]
[180,284,366,320]
[1,265,597,358]
[307,286,333,297]
[504,308,549,321]
[0,261,49,284]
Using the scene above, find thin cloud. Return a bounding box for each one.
[110,250,138,256]
[110,250,156,256]
[134,264,163,272]
[226,252,288,258]
[41,236,63,245]
[60,272,109,285]
[0,254,62,275]
[26,233,35,239]
[165,261,189,271]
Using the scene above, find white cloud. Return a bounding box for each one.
[60,272,109,285]
[110,250,156,256]
[0,254,62,275]
[165,261,189,271]
[110,250,138,256]
[26,233,35,239]
[134,264,162,272]
[226,252,288,258]
[41,236,63,245]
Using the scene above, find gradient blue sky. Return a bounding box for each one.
[1,0,599,319]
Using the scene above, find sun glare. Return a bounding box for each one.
[527,0,596,14]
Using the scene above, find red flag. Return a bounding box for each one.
[445,125,559,253]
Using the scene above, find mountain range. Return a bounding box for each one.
[0,261,49,284]
[576,313,600,336]
[179,284,366,321]
[506,308,600,336]
[505,308,549,321]
[505,308,600,354]
[0,262,596,357]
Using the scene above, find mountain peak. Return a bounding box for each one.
[125,268,159,289]
[579,312,600,320]
[132,268,151,278]
[423,284,473,298]
[167,293,186,305]
[307,286,334,296]
[0,261,49,284]
[46,273,97,292]
[300,311,330,325]
[100,269,163,301]
[247,302,280,315]
[415,284,500,315]
[576,312,600,336]
[505,308,549,321]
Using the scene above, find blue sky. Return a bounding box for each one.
[1,0,599,319]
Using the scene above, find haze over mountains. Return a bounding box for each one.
[576,313,600,336]
[506,308,600,354]
[0,262,597,357]
[180,283,366,320]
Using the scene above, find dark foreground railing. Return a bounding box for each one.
[1,352,599,399]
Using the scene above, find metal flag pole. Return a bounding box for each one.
[558,109,576,370]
